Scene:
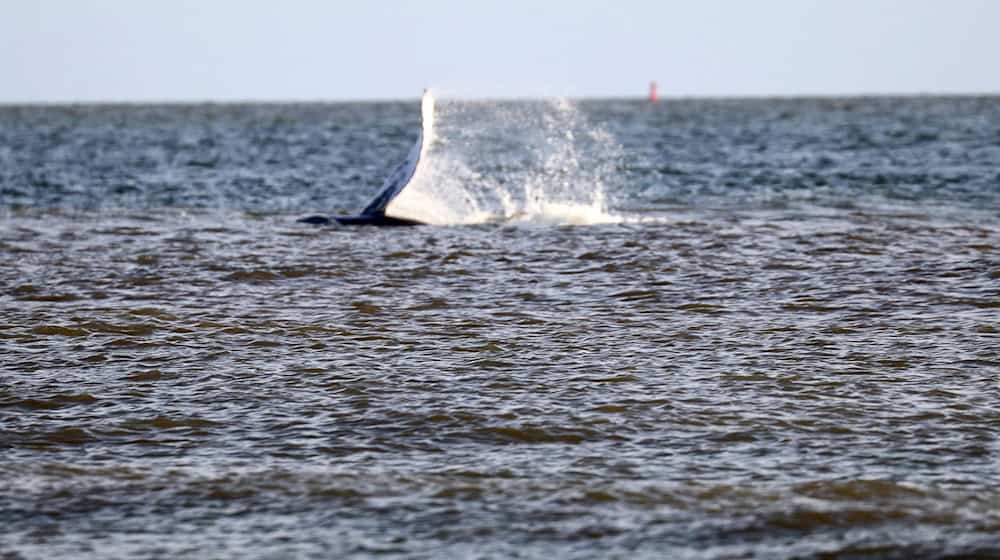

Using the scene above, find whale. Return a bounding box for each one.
[298,90,434,226]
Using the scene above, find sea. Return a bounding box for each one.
[1,95,999,559]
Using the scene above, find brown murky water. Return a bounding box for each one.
[2,98,999,558]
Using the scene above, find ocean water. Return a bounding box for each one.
[1,96,999,559]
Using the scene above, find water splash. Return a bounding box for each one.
[388,95,625,226]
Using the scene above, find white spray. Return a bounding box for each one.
[387,91,624,226]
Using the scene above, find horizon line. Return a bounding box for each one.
[2,90,999,107]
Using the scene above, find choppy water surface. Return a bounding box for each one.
[2,97,1000,558]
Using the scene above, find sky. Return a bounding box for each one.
[2,0,999,103]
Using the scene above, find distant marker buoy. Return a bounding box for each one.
[649,81,658,103]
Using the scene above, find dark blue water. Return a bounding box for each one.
[2,96,999,559]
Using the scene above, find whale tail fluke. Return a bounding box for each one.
[300,89,434,227]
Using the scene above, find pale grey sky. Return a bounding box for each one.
[2,0,998,102]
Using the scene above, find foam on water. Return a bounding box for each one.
[387,94,626,226]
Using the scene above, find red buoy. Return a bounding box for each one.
[649,80,658,103]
